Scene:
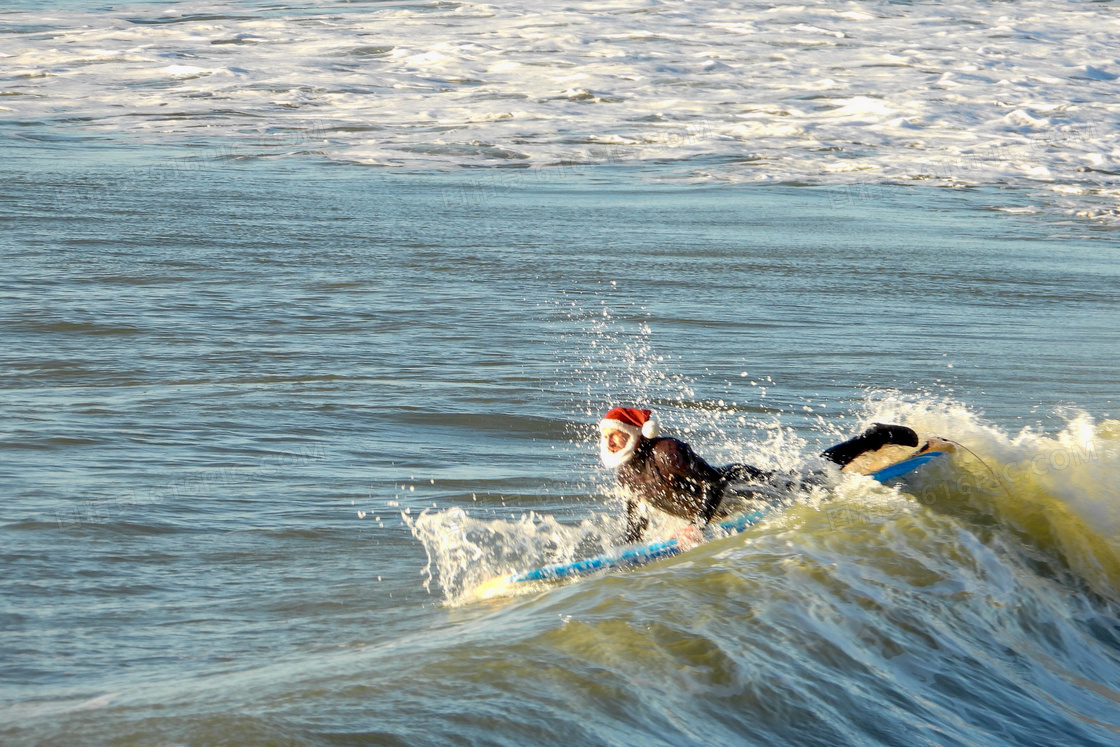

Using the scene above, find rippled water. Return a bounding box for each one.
[4,1,1120,745]
[3,137,1120,744]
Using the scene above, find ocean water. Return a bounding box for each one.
[4,0,1120,217]
[3,1,1120,745]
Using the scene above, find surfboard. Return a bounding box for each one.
[473,447,950,600]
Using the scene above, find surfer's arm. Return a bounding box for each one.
[695,482,722,528]
[670,481,720,551]
[623,499,649,544]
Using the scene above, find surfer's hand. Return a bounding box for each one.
[673,525,703,551]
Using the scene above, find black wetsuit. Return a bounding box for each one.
[617,423,919,543]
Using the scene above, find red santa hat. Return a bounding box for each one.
[599,407,660,468]
[599,407,660,439]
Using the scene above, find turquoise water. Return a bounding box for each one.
[3,134,1120,743]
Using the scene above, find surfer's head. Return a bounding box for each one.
[599,407,659,468]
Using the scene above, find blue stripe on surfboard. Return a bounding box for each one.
[869,449,946,481]
[501,449,949,586]
[511,507,772,584]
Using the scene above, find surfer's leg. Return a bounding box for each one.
[821,423,919,468]
[719,463,772,482]
[715,463,789,518]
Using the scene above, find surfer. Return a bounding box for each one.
[599,407,921,546]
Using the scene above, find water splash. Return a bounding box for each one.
[858,391,1120,598]
[405,506,617,602]
[410,388,1120,606]
[406,303,1120,605]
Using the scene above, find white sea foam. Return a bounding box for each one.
[2,0,1118,216]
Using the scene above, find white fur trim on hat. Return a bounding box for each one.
[599,418,641,437]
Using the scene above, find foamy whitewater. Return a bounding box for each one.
[2,0,1119,218]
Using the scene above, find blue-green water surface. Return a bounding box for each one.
[3,137,1120,745]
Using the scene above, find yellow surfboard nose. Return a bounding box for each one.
[474,575,512,600]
